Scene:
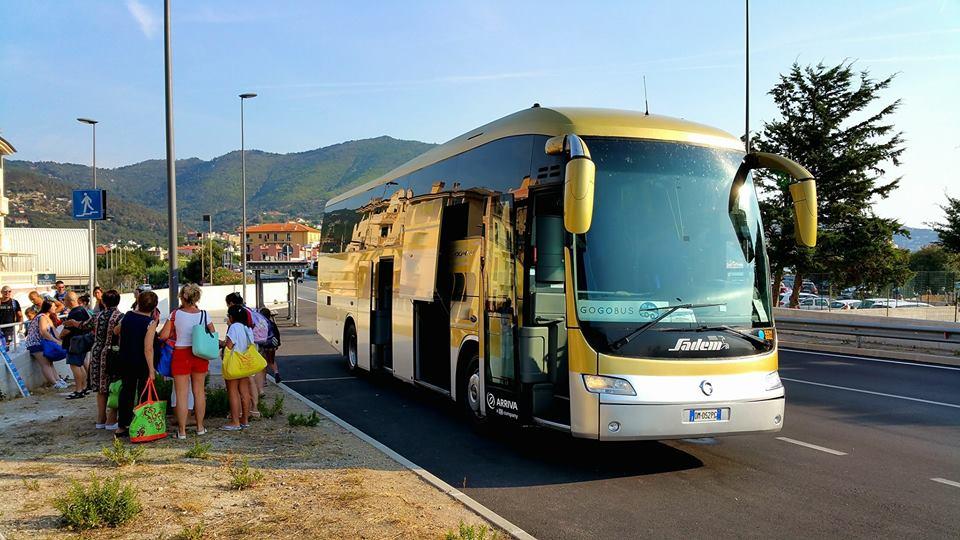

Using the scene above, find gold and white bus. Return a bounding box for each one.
[316,106,817,440]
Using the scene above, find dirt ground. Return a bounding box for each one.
[0,379,497,539]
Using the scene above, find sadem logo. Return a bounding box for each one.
[639,302,659,320]
[486,393,496,409]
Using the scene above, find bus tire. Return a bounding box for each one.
[458,352,485,425]
[345,323,358,373]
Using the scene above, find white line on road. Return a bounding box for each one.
[782,377,960,409]
[931,477,960,489]
[297,295,317,304]
[775,436,848,456]
[780,348,960,371]
[282,376,356,383]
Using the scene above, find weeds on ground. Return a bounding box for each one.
[171,523,206,540]
[102,438,145,467]
[226,456,264,490]
[52,475,141,531]
[287,411,320,427]
[183,440,213,460]
[445,522,499,540]
[205,386,230,418]
[22,478,40,491]
[258,394,285,418]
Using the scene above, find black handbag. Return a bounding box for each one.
[68,333,94,355]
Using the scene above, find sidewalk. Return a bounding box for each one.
[0,373,498,538]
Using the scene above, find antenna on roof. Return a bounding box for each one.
[643,76,650,116]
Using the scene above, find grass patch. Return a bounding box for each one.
[287,411,321,427]
[102,438,145,467]
[258,394,285,419]
[445,522,499,540]
[53,475,141,531]
[183,440,213,460]
[22,478,41,491]
[171,523,206,540]
[205,386,230,418]
[227,457,264,491]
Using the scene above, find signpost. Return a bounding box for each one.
[72,189,106,294]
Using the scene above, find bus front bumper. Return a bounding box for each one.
[597,397,784,441]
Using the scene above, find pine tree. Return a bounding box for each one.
[928,193,960,254]
[753,62,911,305]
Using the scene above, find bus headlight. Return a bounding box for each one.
[583,374,636,396]
[765,371,783,391]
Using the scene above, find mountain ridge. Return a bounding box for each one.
[7,136,437,237]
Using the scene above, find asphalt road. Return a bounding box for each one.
[277,289,960,539]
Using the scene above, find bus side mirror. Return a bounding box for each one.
[729,152,817,247]
[546,134,596,234]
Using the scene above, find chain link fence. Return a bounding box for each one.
[778,271,960,322]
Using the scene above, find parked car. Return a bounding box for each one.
[779,291,818,307]
[830,299,861,310]
[861,298,932,309]
[798,296,831,310]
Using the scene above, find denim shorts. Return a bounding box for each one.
[66,352,86,367]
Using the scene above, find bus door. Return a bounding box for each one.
[481,193,522,422]
[370,257,394,370]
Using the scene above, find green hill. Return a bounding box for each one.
[7,136,436,235]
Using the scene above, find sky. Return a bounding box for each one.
[1,0,957,227]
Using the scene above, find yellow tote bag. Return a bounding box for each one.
[222,344,267,380]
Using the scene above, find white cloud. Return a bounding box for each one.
[126,0,158,39]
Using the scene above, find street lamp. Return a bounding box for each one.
[239,92,257,300]
[77,117,98,294]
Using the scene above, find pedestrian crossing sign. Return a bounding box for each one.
[72,189,106,220]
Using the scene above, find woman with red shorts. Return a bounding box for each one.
[157,283,215,439]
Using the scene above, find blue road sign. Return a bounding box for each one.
[72,189,106,220]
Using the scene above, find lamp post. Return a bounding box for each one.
[77,117,97,294]
[239,92,257,301]
[164,0,179,310]
[203,214,212,284]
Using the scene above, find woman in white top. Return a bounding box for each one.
[221,304,254,430]
[157,283,215,439]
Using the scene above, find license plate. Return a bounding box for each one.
[686,408,729,423]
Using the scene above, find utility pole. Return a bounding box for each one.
[164,0,179,310]
[77,118,98,293]
[744,0,750,153]
[239,93,257,301]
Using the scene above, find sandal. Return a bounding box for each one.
[221,425,242,432]
[177,432,188,440]
[196,429,207,436]
[65,391,85,400]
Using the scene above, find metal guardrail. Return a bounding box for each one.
[776,317,960,345]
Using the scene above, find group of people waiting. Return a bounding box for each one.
[2,281,282,439]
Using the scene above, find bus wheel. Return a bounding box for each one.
[460,353,484,423]
[345,325,358,372]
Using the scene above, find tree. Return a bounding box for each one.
[928,193,960,254]
[909,245,959,273]
[753,61,907,306]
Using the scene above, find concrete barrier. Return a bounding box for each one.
[1,282,290,399]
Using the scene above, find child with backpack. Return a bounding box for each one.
[258,307,282,383]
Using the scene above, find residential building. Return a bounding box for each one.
[246,222,320,261]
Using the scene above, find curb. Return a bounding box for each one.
[780,340,960,367]
[274,379,536,540]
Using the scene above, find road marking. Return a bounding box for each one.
[274,380,537,540]
[782,377,960,409]
[297,294,317,304]
[780,348,960,371]
[931,477,960,489]
[283,376,356,383]
[775,436,847,456]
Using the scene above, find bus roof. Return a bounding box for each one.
[326,106,743,207]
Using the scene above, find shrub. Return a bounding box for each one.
[287,411,320,427]
[205,386,230,418]
[102,438,145,467]
[445,522,499,540]
[258,395,284,419]
[153,375,173,402]
[183,440,213,460]
[53,476,141,530]
[227,457,264,491]
[172,523,206,540]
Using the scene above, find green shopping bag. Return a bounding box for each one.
[130,379,167,443]
[107,380,122,409]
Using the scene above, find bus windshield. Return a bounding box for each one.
[574,138,772,354]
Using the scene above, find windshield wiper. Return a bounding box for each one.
[609,303,726,351]
[694,325,769,350]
